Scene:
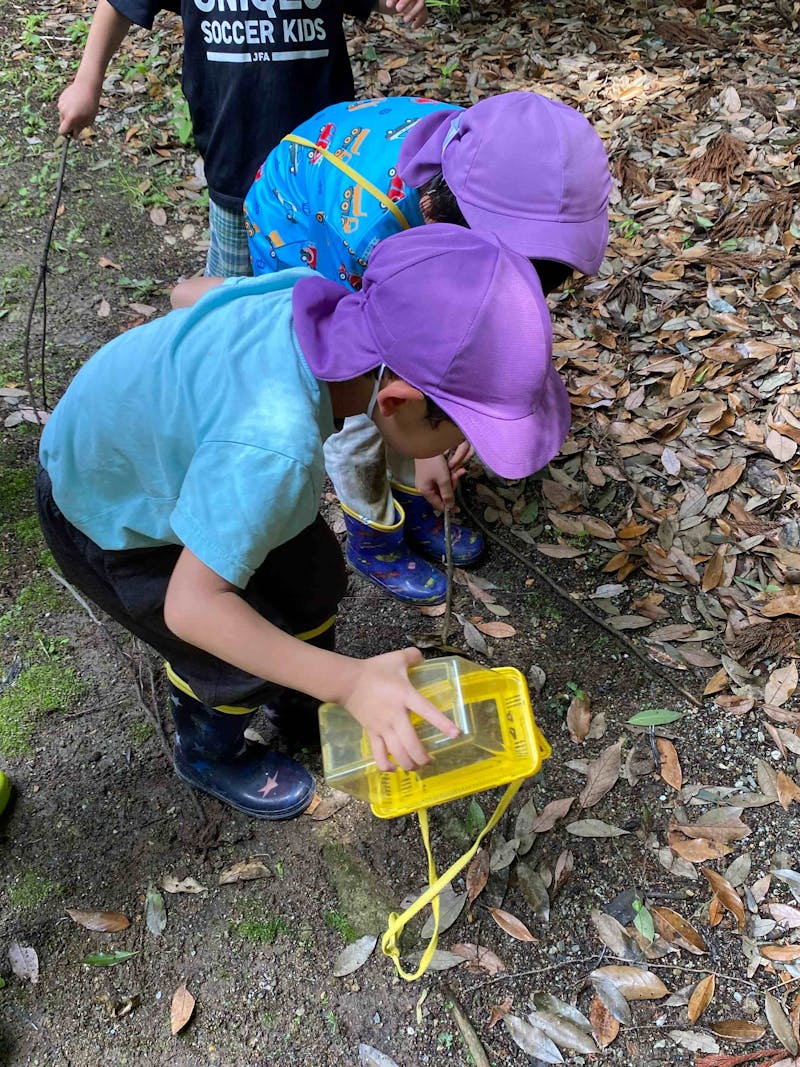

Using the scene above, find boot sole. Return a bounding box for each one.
[173,764,315,820]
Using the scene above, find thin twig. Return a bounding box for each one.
[459,954,602,996]
[21,137,70,418]
[47,566,102,624]
[456,486,703,710]
[441,507,454,644]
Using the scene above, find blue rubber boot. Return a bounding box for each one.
[169,681,315,819]
[342,501,447,605]
[391,483,484,567]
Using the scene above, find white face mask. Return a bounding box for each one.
[366,363,386,421]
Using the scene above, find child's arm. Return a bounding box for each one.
[375,0,427,29]
[170,277,225,309]
[58,0,133,135]
[164,547,458,771]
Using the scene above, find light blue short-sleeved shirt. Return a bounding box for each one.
[40,269,334,589]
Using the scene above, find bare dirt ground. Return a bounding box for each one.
[1,1,800,1065]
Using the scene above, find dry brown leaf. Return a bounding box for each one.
[706,1020,766,1042]
[776,772,800,811]
[8,943,39,984]
[708,894,724,928]
[707,460,746,496]
[567,693,592,743]
[530,796,575,833]
[652,907,708,955]
[552,850,574,896]
[700,869,746,931]
[579,738,623,809]
[466,849,490,904]
[765,663,799,708]
[218,860,271,885]
[475,621,516,639]
[170,981,195,1035]
[701,545,728,592]
[535,543,585,559]
[488,907,537,943]
[762,597,800,618]
[451,943,506,976]
[161,875,207,895]
[769,903,800,929]
[65,909,130,932]
[589,996,620,1049]
[759,944,800,962]
[668,832,732,863]
[419,603,446,617]
[307,790,351,821]
[588,965,669,1001]
[655,738,682,790]
[687,973,715,1024]
[673,813,750,844]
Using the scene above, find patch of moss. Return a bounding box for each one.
[320,837,397,938]
[14,515,42,547]
[0,577,65,640]
[7,870,61,910]
[325,908,357,944]
[0,662,84,756]
[233,914,288,945]
[129,720,154,744]
[0,466,35,526]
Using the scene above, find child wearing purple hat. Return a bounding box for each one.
[237,91,610,606]
[37,225,570,820]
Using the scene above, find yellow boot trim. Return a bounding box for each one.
[164,662,253,715]
[294,615,336,643]
[389,480,419,496]
[340,498,405,532]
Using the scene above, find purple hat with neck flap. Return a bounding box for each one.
[398,91,612,276]
[292,224,571,480]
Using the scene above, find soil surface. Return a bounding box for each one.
[1,2,799,1066]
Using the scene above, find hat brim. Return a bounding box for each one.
[432,362,572,480]
[459,201,609,276]
[397,107,463,188]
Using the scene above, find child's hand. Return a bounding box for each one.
[341,648,458,771]
[58,79,101,136]
[414,444,473,512]
[378,0,427,30]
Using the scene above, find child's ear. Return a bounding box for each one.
[376,379,424,417]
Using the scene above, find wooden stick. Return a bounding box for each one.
[21,137,70,418]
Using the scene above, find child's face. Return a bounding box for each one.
[373,391,465,459]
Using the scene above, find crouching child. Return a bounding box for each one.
[36,225,571,820]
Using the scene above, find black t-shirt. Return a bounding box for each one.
[111,0,374,209]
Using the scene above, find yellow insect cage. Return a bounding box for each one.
[318,656,550,980]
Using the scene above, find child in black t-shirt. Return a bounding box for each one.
[58,0,426,276]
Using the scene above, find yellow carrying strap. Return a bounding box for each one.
[381,778,524,981]
[282,133,411,231]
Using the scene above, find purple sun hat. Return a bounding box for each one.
[398,91,612,276]
[293,224,571,480]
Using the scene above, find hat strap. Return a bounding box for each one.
[441,114,462,153]
[366,363,386,420]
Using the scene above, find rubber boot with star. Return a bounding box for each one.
[169,681,315,819]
